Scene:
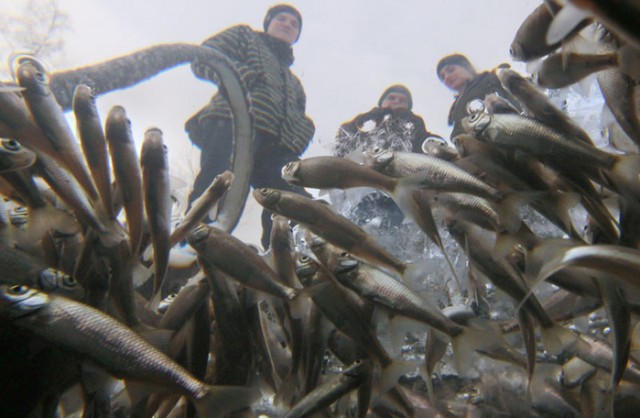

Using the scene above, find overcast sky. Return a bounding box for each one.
[4,0,541,245]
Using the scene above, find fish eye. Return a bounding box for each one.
[189,224,209,243]
[371,147,383,155]
[2,139,21,151]
[299,255,310,262]
[35,71,47,82]
[468,113,481,123]
[62,274,77,287]
[466,99,485,116]
[8,285,30,295]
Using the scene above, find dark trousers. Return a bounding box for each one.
[188,118,310,250]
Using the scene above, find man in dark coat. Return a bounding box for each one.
[186,4,315,249]
[333,84,441,158]
[437,53,521,139]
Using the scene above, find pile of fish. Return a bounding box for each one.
[2,1,640,417]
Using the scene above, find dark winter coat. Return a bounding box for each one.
[333,107,440,157]
[447,71,521,139]
[186,25,315,155]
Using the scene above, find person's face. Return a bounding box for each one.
[267,12,300,45]
[440,64,474,92]
[380,92,410,110]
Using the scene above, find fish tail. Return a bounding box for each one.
[451,321,504,377]
[380,361,423,394]
[617,44,640,81]
[496,191,541,233]
[540,323,579,356]
[607,154,640,199]
[194,385,261,417]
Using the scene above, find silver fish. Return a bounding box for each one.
[0,285,259,416]
[105,106,143,256]
[187,223,298,300]
[0,138,36,173]
[72,84,113,218]
[16,57,98,201]
[169,170,233,247]
[141,128,171,297]
[254,188,408,277]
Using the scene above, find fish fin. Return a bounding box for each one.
[135,325,174,355]
[380,360,424,394]
[598,278,632,388]
[617,44,640,81]
[516,308,537,384]
[498,191,548,233]
[540,323,580,356]
[273,369,302,408]
[132,261,152,288]
[194,385,262,417]
[546,2,591,45]
[451,319,504,377]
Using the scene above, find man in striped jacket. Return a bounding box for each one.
[186,4,315,249]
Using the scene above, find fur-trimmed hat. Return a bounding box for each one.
[436,54,476,79]
[378,84,413,110]
[263,4,302,42]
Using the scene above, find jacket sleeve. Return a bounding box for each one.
[191,25,251,83]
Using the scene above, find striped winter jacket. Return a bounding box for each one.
[186,25,315,155]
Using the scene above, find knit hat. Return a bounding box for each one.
[263,4,302,42]
[436,54,477,79]
[378,84,413,110]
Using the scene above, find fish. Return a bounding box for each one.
[16,56,99,201]
[294,254,392,367]
[331,253,464,336]
[363,148,503,200]
[33,154,110,238]
[169,170,233,247]
[431,191,524,234]
[464,112,617,170]
[510,1,590,62]
[534,52,618,89]
[421,136,459,161]
[283,359,372,418]
[200,263,255,386]
[72,84,113,218]
[0,284,259,416]
[597,278,631,389]
[533,243,640,292]
[140,128,172,298]
[549,0,640,51]
[282,156,396,191]
[187,223,298,300]
[0,138,36,173]
[254,188,408,277]
[597,68,640,146]
[104,105,143,256]
[0,246,52,286]
[446,219,577,356]
[158,273,209,330]
[496,67,595,145]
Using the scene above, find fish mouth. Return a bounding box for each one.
[187,224,210,246]
[254,188,278,205]
[37,269,78,293]
[295,255,317,279]
[280,161,299,183]
[332,256,360,275]
[0,285,46,318]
